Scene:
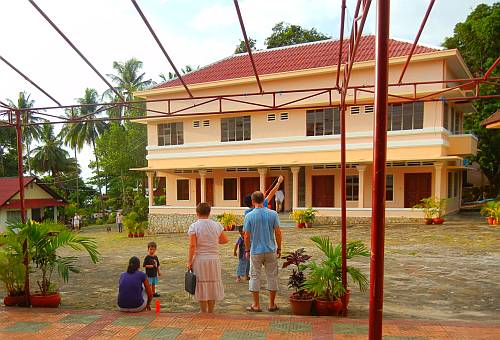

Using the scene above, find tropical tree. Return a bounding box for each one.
[0,124,17,177]
[31,124,71,180]
[443,3,500,191]
[158,65,199,82]
[235,38,256,54]
[265,22,330,49]
[7,92,46,175]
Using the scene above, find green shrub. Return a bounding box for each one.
[107,212,116,224]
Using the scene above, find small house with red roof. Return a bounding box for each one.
[0,176,66,231]
[133,36,478,231]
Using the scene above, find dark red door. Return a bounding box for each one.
[196,178,214,206]
[404,173,432,208]
[240,177,260,207]
[312,175,334,207]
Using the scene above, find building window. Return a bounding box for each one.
[450,108,462,135]
[223,178,237,200]
[306,107,340,136]
[443,103,449,130]
[386,174,394,201]
[387,102,423,131]
[6,210,21,223]
[158,122,183,146]
[346,175,359,201]
[176,179,189,200]
[221,116,251,142]
[280,112,289,120]
[447,172,460,198]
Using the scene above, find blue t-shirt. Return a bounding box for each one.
[244,198,269,216]
[117,270,147,309]
[236,236,246,259]
[243,207,280,255]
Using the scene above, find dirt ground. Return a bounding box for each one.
[3,218,499,322]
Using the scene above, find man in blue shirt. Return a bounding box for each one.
[243,191,282,312]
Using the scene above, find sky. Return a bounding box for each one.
[0,0,495,180]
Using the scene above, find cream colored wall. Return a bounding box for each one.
[0,209,6,232]
[11,183,53,200]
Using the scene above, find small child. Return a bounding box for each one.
[143,241,161,297]
[233,226,250,282]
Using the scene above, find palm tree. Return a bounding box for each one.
[31,124,70,180]
[59,108,82,206]
[105,58,153,119]
[7,92,46,175]
[71,88,107,196]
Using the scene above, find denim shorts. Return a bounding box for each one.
[148,276,158,285]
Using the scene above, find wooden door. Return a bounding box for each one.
[404,173,432,208]
[196,178,214,206]
[312,175,334,207]
[240,177,260,207]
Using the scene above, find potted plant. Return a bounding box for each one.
[480,201,500,225]
[302,208,317,228]
[432,198,447,224]
[413,197,437,224]
[137,221,147,237]
[124,212,138,237]
[0,250,26,306]
[217,212,237,231]
[290,210,306,228]
[6,220,99,308]
[302,236,369,316]
[281,248,313,315]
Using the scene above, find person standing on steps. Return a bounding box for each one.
[243,191,282,313]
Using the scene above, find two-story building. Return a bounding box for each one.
[134,36,477,232]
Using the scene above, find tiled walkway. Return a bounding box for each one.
[1,308,499,339]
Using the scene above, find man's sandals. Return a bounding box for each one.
[246,305,279,312]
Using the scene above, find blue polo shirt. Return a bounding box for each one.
[243,207,280,255]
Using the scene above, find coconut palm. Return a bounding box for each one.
[31,124,70,180]
[59,108,82,205]
[7,92,46,175]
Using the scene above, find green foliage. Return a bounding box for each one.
[289,208,316,223]
[5,220,99,295]
[302,208,317,223]
[302,237,369,301]
[443,3,500,191]
[123,211,139,234]
[95,218,105,225]
[0,249,25,296]
[234,38,256,54]
[480,201,500,218]
[265,22,330,49]
[154,195,166,205]
[107,212,116,224]
[0,125,18,177]
[216,212,237,228]
[412,197,448,219]
[281,248,312,298]
[31,125,71,177]
[289,209,306,223]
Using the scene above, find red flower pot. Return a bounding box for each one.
[289,293,313,315]
[133,233,139,238]
[3,294,26,307]
[424,218,433,225]
[296,222,305,228]
[433,218,445,225]
[314,298,343,316]
[495,219,500,225]
[487,217,494,225]
[305,222,313,228]
[31,293,61,308]
[128,233,133,238]
[339,289,351,309]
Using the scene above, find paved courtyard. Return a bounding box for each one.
[1,218,499,323]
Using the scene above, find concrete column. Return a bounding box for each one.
[258,168,268,192]
[53,206,58,222]
[147,172,155,207]
[199,170,207,202]
[291,167,300,209]
[434,162,443,199]
[27,208,32,221]
[357,165,367,208]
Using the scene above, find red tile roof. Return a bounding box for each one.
[155,35,439,90]
[481,109,500,127]
[0,176,66,207]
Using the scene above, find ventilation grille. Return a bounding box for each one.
[203,120,210,127]
[267,113,276,122]
[226,167,257,172]
[280,112,289,120]
[269,166,289,171]
[386,161,434,167]
[193,120,200,128]
[364,105,374,114]
[313,164,359,169]
[173,169,213,173]
[350,106,361,114]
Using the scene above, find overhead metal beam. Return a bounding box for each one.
[233,0,263,93]
[0,55,62,106]
[131,0,193,98]
[397,0,435,84]
[336,0,347,89]
[484,56,500,79]
[28,0,125,102]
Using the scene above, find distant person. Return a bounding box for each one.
[233,226,250,282]
[143,242,161,297]
[244,175,284,215]
[275,189,284,213]
[187,202,229,313]
[116,212,123,233]
[243,191,282,313]
[72,213,81,231]
[117,256,152,312]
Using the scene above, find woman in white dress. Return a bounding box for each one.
[187,202,229,313]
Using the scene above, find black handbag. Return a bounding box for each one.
[185,269,196,295]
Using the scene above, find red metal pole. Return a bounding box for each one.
[15,110,30,307]
[340,90,348,315]
[336,0,347,89]
[369,0,390,338]
[484,56,500,79]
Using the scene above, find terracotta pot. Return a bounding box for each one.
[296,222,305,228]
[339,289,351,309]
[138,233,145,237]
[3,294,26,307]
[133,233,139,238]
[289,293,313,315]
[314,298,343,316]
[128,233,133,238]
[31,293,61,308]
[305,222,313,228]
[433,218,445,225]
[487,217,495,225]
[495,219,500,225]
[424,218,433,225]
